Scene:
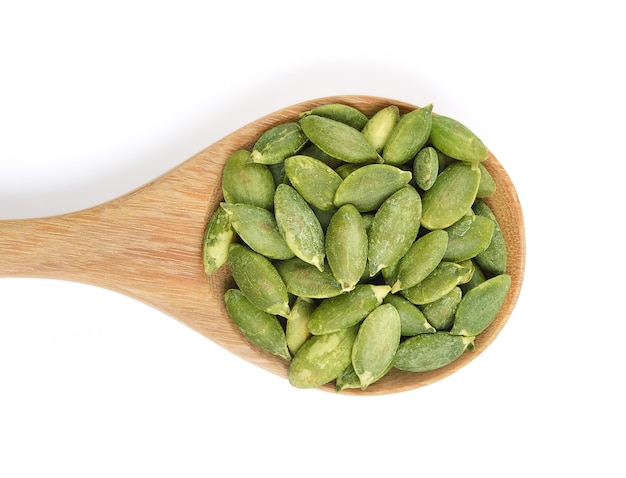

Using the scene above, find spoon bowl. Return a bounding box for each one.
[0,95,525,395]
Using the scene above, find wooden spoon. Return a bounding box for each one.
[0,95,525,395]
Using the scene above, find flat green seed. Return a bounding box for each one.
[308,284,390,335]
[393,331,475,372]
[288,326,358,389]
[402,261,470,305]
[352,303,401,389]
[383,293,435,336]
[220,203,294,260]
[413,146,439,191]
[333,164,413,212]
[274,184,326,271]
[382,104,433,166]
[221,150,275,209]
[476,163,497,198]
[300,115,383,164]
[286,297,314,355]
[249,122,308,165]
[391,229,449,293]
[335,363,362,392]
[443,214,495,263]
[202,205,235,275]
[275,257,344,299]
[299,142,344,170]
[451,274,511,336]
[473,200,507,276]
[335,163,361,179]
[224,289,291,361]
[284,155,343,212]
[300,103,369,130]
[362,105,400,153]
[456,259,476,285]
[227,244,290,317]
[421,286,463,331]
[421,161,481,230]
[429,114,488,164]
[368,186,422,277]
[461,260,487,293]
[325,204,368,291]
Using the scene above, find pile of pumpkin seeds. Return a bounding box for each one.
[203,102,511,391]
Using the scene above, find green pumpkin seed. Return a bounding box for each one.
[220,202,294,260]
[352,303,401,389]
[274,184,326,271]
[288,326,358,389]
[325,204,368,291]
[382,104,433,166]
[421,286,463,331]
[429,114,488,164]
[335,363,362,392]
[402,261,470,305]
[333,163,413,212]
[473,200,507,276]
[362,105,400,152]
[299,142,344,170]
[413,146,439,191]
[308,284,390,335]
[286,296,314,355]
[383,293,435,336]
[284,155,343,212]
[202,205,235,275]
[300,115,382,164]
[300,103,369,130]
[221,150,275,209]
[275,257,344,299]
[456,259,476,285]
[443,214,495,263]
[460,260,486,293]
[391,229,449,293]
[224,289,290,361]
[477,163,496,198]
[227,243,290,317]
[450,274,511,336]
[421,161,481,230]
[249,122,308,165]
[368,186,422,277]
[393,331,475,372]
[335,163,361,179]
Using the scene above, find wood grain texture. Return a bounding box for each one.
[0,95,525,395]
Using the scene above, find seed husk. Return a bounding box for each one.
[274,184,326,271]
[288,326,358,389]
[221,149,276,210]
[249,122,308,165]
[352,303,402,389]
[224,289,291,361]
[450,274,511,336]
[393,331,475,372]
[227,243,290,317]
[300,114,382,164]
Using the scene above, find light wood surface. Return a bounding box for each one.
[0,95,525,395]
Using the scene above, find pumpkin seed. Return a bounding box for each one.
[368,186,422,277]
[249,122,308,165]
[333,163,413,212]
[227,243,290,317]
[429,113,488,164]
[393,331,475,372]
[288,326,358,389]
[335,363,362,392]
[473,200,507,276]
[308,284,390,335]
[284,155,343,212]
[300,103,369,130]
[450,274,511,336]
[286,296,314,355]
[413,146,439,191]
[224,289,291,361]
[421,161,481,230]
[443,214,495,263]
[460,260,486,293]
[274,184,326,271]
[383,293,435,336]
[325,204,368,291]
[421,286,462,331]
[382,104,433,166]
[202,205,235,275]
[477,163,496,198]
[300,114,382,164]
[352,303,401,389]
[275,257,344,299]
[362,105,400,152]
[221,149,275,209]
[220,202,294,260]
[402,261,470,305]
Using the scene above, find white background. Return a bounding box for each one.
[1,1,624,476]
